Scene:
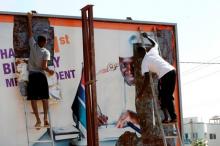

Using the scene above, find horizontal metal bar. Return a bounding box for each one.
[29,140,53,143]
[165,136,178,139]
[0,11,177,26]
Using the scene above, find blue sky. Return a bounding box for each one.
[1,0,220,121]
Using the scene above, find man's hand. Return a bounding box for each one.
[47,69,54,76]
[27,12,33,38]
[116,110,139,128]
[27,12,32,20]
[97,114,108,127]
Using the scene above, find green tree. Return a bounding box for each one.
[192,139,207,146]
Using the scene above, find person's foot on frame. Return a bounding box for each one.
[162,119,169,123]
[35,121,41,130]
[169,118,177,123]
[44,120,50,127]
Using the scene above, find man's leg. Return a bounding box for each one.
[31,100,41,126]
[166,97,177,121]
[160,70,177,122]
[162,109,169,123]
[42,99,49,126]
[164,70,177,121]
[159,79,169,122]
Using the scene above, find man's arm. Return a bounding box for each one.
[146,36,155,47]
[142,33,156,47]
[42,60,54,75]
[27,12,33,38]
[116,110,139,128]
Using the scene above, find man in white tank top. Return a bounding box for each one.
[141,36,177,123]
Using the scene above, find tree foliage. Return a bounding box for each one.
[192,139,207,146]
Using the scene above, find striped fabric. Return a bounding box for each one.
[72,68,87,129]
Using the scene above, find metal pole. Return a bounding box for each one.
[81,9,94,146]
[88,6,99,145]
[81,5,99,146]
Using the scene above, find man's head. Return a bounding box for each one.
[37,35,47,48]
[118,32,140,86]
[119,57,134,86]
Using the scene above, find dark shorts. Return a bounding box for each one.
[27,71,49,100]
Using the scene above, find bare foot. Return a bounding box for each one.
[162,119,169,123]
[44,120,50,127]
[170,118,177,123]
[35,121,41,130]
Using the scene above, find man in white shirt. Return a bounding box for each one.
[116,33,177,128]
[140,35,177,123]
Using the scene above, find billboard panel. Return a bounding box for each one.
[0,13,181,146]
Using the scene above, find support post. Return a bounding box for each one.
[81,5,99,146]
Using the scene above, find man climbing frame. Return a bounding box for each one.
[140,33,177,123]
[27,12,54,129]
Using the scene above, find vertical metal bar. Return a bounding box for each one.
[175,123,183,146]
[81,5,99,146]
[81,10,94,146]
[23,98,30,146]
[149,73,168,146]
[174,24,183,141]
[48,104,55,146]
[88,6,99,146]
